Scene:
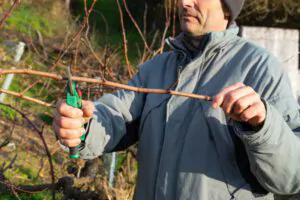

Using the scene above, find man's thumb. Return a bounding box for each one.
[81,100,95,118]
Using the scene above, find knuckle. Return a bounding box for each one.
[227,94,236,102]
[223,86,229,92]
[57,102,66,112]
[61,139,70,147]
[214,95,221,102]
[236,82,244,86]
[241,112,249,121]
[62,129,78,139]
[68,107,79,118]
[59,129,69,138]
[59,118,66,127]
[246,86,254,92]
[235,101,244,111]
[254,93,261,100]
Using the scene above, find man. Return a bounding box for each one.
[53,0,300,199]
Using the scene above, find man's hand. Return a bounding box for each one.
[53,100,94,147]
[211,82,266,129]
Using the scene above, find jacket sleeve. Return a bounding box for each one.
[233,56,300,195]
[79,70,146,160]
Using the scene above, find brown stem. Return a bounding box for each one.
[50,0,98,71]
[20,80,41,95]
[0,103,56,200]
[116,0,133,78]
[0,69,213,101]
[0,88,54,107]
[122,0,151,51]
[172,0,177,37]
[0,0,21,29]
[0,176,100,199]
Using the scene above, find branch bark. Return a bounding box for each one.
[0,88,54,107]
[0,69,213,101]
[0,176,101,200]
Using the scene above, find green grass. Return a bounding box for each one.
[0,191,63,200]
[5,4,56,37]
[0,104,17,120]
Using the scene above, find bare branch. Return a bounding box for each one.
[0,103,56,200]
[122,0,151,52]
[0,69,213,101]
[0,88,54,107]
[50,0,98,71]
[0,0,21,29]
[116,0,133,78]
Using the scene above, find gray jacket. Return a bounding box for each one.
[80,27,300,200]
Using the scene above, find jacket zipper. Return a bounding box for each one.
[153,51,191,199]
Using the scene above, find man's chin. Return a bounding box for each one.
[182,29,201,38]
[181,24,202,37]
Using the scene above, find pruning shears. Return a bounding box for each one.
[66,65,85,159]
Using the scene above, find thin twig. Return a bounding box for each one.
[50,0,98,71]
[122,0,151,52]
[0,103,56,200]
[172,0,177,37]
[2,154,17,172]
[0,0,21,29]
[0,88,54,107]
[20,80,41,95]
[81,38,105,68]
[0,69,213,101]
[116,0,133,78]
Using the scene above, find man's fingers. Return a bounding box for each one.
[53,123,84,139]
[233,93,260,114]
[212,82,245,109]
[82,100,94,118]
[56,100,83,118]
[221,86,255,114]
[239,102,265,124]
[54,112,84,129]
[60,138,81,147]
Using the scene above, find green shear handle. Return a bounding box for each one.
[66,66,85,159]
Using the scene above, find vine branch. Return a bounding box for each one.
[0,103,56,199]
[0,88,53,107]
[0,69,213,101]
[0,0,21,29]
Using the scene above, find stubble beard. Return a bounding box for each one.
[179,8,205,38]
[180,19,205,38]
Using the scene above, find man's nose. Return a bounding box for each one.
[179,0,194,8]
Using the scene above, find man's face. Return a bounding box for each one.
[178,0,229,37]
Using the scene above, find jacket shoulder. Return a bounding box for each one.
[137,51,176,79]
[234,37,283,73]
[235,37,274,59]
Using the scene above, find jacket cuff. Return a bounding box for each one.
[233,99,273,148]
[79,118,98,159]
[79,113,110,159]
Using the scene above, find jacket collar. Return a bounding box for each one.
[166,24,239,58]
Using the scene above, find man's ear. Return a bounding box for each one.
[222,3,231,19]
[224,11,231,19]
[224,11,230,17]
